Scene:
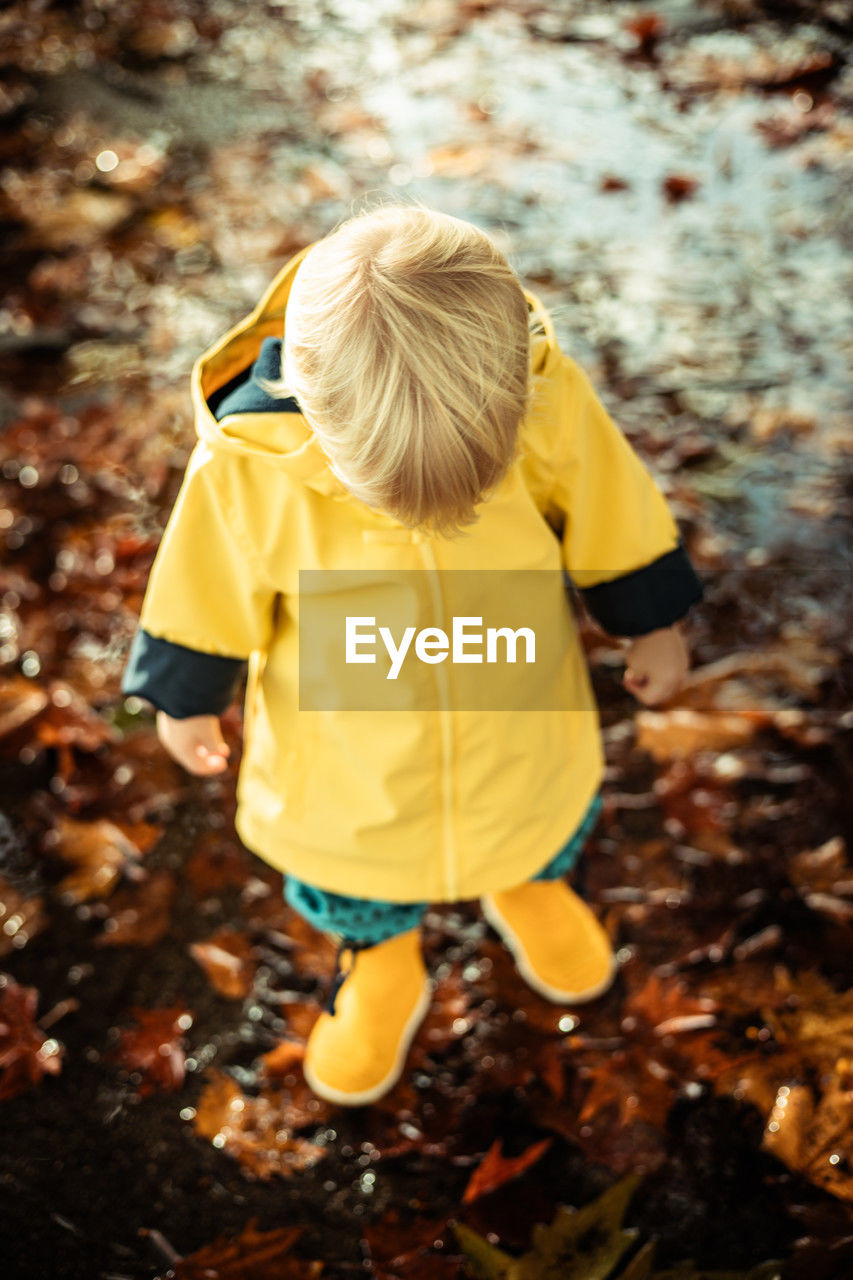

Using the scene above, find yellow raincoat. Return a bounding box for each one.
[124,245,702,902]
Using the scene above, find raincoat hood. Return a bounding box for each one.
[192,246,347,497]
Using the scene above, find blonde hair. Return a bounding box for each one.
[266,202,533,537]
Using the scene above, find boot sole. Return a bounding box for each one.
[480,893,618,1004]
[303,975,434,1107]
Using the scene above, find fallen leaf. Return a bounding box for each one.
[0,676,50,745]
[189,927,257,998]
[8,183,134,250]
[48,814,145,902]
[106,1004,192,1097]
[763,1068,853,1203]
[764,969,853,1067]
[193,1069,328,1180]
[454,1173,640,1279]
[168,1219,321,1279]
[624,974,718,1037]
[34,686,120,752]
[277,905,338,980]
[363,1205,460,1279]
[0,974,64,1101]
[0,873,47,957]
[94,867,177,947]
[625,13,666,58]
[788,836,850,898]
[575,1043,675,1131]
[463,1137,552,1204]
[662,174,699,203]
[259,1039,305,1079]
[636,708,764,762]
[677,643,836,707]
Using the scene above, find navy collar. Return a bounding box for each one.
[208,336,301,420]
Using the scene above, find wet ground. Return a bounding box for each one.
[0,1,852,1277]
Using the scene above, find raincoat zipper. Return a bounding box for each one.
[417,537,457,901]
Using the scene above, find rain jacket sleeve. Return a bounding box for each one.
[121,441,278,719]
[547,355,704,637]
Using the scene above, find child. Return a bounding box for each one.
[122,202,703,1107]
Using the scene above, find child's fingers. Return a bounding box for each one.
[195,743,229,772]
[630,672,680,707]
[623,667,648,693]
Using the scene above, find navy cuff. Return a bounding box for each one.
[575,537,704,637]
[121,629,247,718]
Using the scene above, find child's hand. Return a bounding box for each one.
[621,622,690,707]
[155,711,231,775]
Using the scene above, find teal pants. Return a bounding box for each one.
[284,789,603,944]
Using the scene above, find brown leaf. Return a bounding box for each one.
[575,1042,675,1130]
[280,1000,322,1041]
[193,1069,328,1180]
[277,906,338,981]
[34,687,120,753]
[11,185,135,251]
[710,1046,804,1117]
[636,706,764,761]
[94,867,177,947]
[106,1004,192,1097]
[623,972,718,1036]
[678,641,836,707]
[696,959,796,1020]
[169,1219,321,1279]
[652,757,738,845]
[624,12,665,57]
[427,143,489,178]
[662,174,699,203]
[0,874,47,957]
[764,969,853,1068]
[462,1136,552,1204]
[0,676,49,746]
[472,936,577,1035]
[259,1040,305,1080]
[763,1068,853,1203]
[664,44,837,94]
[363,1206,459,1280]
[789,836,850,897]
[189,927,257,999]
[48,814,145,902]
[0,974,64,1101]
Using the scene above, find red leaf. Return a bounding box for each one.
[462,1136,552,1204]
[0,974,64,1101]
[169,1219,320,1279]
[662,173,699,203]
[106,1003,192,1097]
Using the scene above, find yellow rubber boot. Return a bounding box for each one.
[481,880,617,1003]
[303,926,433,1107]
